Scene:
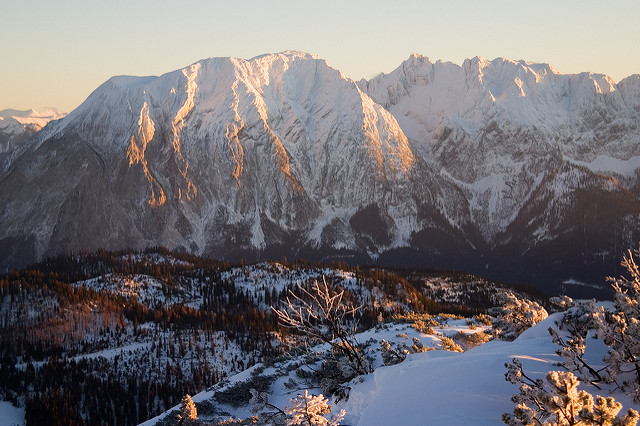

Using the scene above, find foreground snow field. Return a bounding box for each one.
[346,320,559,425]
[142,312,638,425]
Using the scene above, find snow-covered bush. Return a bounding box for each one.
[595,246,640,402]
[286,390,345,426]
[504,245,640,425]
[502,358,639,426]
[410,336,428,353]
[380,337,433,366]
[550,296,598,335]
[380,339,406,366]
[489,292,548,341]
[393,312,439,334]
[317,353,367,401]
[214,373,274,408]
[474,313,493,326]
[272,278,370,375]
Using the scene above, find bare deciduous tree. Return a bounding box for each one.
[272,277,370,375]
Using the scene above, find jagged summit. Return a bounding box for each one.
[249,50,321,61]
[1,52,639,294]
[361,52,638,147]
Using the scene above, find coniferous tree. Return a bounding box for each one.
[176,394,198,424]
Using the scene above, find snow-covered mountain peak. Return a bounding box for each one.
[465,55,491,68]
[105,75,159,90]
[1,53,639,292]
[583,72,617,94]
[249,50,321,62]
[358,53,640,242]
[618,73,640,90]
[1,51,422,262]
[361,53,637,144]
[404,52,433,66]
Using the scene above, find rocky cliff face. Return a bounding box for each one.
[1,52,639,294]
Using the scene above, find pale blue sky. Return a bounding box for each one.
[1,0,639,112]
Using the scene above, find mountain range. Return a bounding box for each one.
[0,108,66,155]
[1,51,639,294]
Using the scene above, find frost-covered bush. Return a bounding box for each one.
[595,246,640,402]
[548,296,604,386]
[163,394,203,426]
[177,395,199,424]
[380,337,433,366]
[438,313,463,321]
[550,296,598,334]
[438,336,463,353]
[502,359,639,426]
[410,337,428,353]
[489,292,548,341]
[286,390,345,426]
[474,313,493,326]
[454,330,492,350]
[181,395,198,420]
[504,245,640,424]
[393,312,439,333]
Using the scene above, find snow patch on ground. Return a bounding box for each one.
[0,401,25,426]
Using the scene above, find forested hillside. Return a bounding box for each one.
[0,248,541,425]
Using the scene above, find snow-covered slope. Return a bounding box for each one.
[143,313,638,426]
[1,52,639,293]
